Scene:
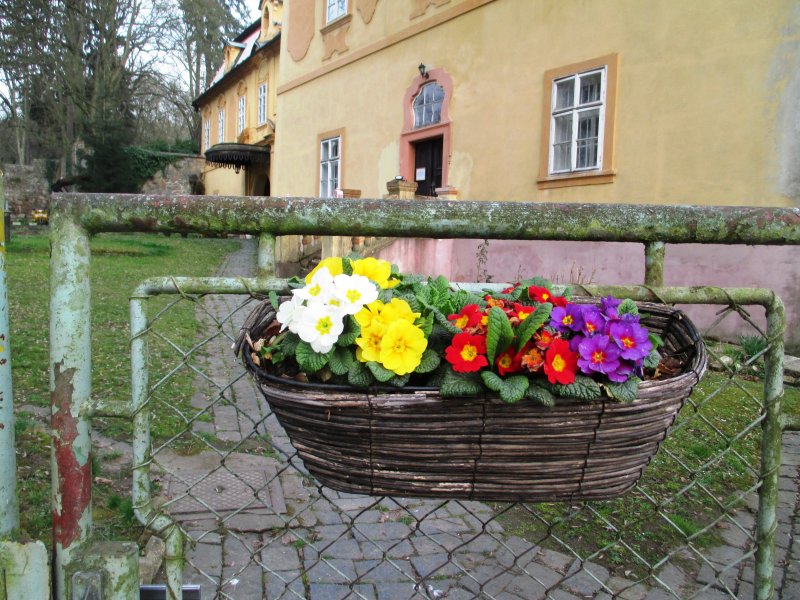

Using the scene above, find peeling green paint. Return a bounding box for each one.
[49,206,93,600]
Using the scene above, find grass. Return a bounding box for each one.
[7,232,240,542]
[498,370,800,577]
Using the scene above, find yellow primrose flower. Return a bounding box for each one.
[305,257,344,283]
[379,320,427,375]
[355,300,385,330]
[380,298,420,325]
[352,257,394,289]
[355,322,386,363]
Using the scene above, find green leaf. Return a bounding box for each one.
[430,275,451,295]
[498,375,529,404]
[287,275,305,290]
[481,371,504,392]
[417,312,434,337]
[515,302,552,349]
[648,332,664,350]
[281,334,299,356]
[337,316,360,346]
[618,298,639,317]
[329,347,355,375]
[415,348,441,373]
[342,257,353,275]
[367,361,396,382]
[486,306,514,365]
[525,383,556,407]
[643,349,661,369]
[348,361,375,387]
[481,372,528,403]
[388,373,411,387]
[519,276,552,290]
[269,291,280,311]
[433,309,461,334]
[605,377,641,402]
[553,375,602,401]
[440,369,484,397]
[295,342,328,373]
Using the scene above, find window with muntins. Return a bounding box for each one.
[237,96,246,134]
[320,136,340,197]
[549,68,606,174]
[326,0,347,23]
[257,83,267,126]
[413,82,445,128]
[218,109,225,143]
[203,118,210,151]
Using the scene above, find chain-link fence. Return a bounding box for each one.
[128,249,789,599]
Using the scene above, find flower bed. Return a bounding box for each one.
[235,257,707,501]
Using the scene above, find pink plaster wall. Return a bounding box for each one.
[375,239,799,352]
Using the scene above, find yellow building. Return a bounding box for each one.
[193,1,283,198]
[272,0,799,205]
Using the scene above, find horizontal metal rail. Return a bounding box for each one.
[52,193,800,244]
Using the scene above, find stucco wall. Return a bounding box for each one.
[275,0,800,207]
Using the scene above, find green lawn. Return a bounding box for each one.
[8,232,240,540]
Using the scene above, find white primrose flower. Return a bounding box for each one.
[294,267,335,304]
[332,273,380,315]
[276,295,305,332]
[295,301,345,354]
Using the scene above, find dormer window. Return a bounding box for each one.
[413,82,444,128]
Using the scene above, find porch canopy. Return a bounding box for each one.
[204,143,270,171]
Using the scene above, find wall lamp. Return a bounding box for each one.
[418,63,429,79]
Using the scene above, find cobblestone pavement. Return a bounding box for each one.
[156,239,800,599]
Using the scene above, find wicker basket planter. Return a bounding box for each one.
[237,300,707,502]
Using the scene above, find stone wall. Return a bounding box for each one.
[141,156,205,195]
[1,160,51,217]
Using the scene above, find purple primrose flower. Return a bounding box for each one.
[607,360,634,383]
[609,321,652,362]
[580,306,605,336]
[577,335,621,375]
[600,296,621,319]
[550,304,584,333]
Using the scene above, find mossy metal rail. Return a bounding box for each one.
[41,193,800,600]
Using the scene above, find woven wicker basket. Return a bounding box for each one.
[236,299,706,502]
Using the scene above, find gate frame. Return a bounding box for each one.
[42,193,799,599]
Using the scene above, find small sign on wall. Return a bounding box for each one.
[415,168,426,181]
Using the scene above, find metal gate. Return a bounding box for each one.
[2,191,799,599]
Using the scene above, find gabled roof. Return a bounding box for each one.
[192,25,280,111]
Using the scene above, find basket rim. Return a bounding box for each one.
[237,298,708,402]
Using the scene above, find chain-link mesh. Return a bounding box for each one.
[132,273,788,600]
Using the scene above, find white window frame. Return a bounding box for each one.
[203,118,210,151]
[237,96,246,134]
[548,67,607,175]
[319,136,341,197]
[326,0,347,23]
[217,109,225,143]
[412,81,445,129]
[257,82,268,126]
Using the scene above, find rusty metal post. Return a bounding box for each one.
[0,171,18,537]
[644,241,665,287]
[49,201,93,599]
